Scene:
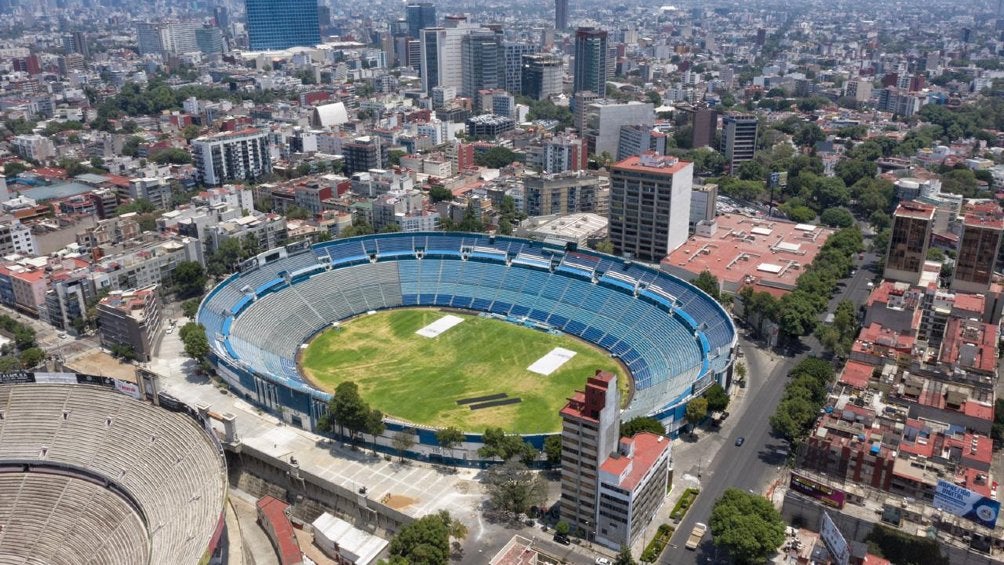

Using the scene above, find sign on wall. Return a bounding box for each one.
[933,479,1000,529]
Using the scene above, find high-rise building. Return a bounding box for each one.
[572,90,599,131]
[343,136,387,175]
[245,0,320,51]
[844,79,873,103]
[582,100,655,157]
[406,2,437,39]
[191,129,273,186]
[504,42,538,94]
[573,27,608,96]
[521,53,563,100]
[617,125,666,161]
[687,104,717,148]
[137,22,169,55]
[0,216,37,256]
[609,153,693,262]
[720,114,758,173]
[420,26,474,92]
[884,201,935,285]
[555,0,568,30]
[952,215,1004,294]
[460,29,504,97]
[97,287,161,362]
[213,5,230,29]
[196,26,226,55]
[559,370,671,550]
[559,371,621,538]
[62,31,89,57]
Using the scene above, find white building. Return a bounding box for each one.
[311,513,388,565]
[609,153,693,262]
[128,177,173,209]
[583,101,655,158]
[12,134,56,162]
[191,129,273,186]
[0,217,38,256]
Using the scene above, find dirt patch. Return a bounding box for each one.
[380,493,417,510]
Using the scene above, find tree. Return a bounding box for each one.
[19,347,45,369]
[686,397,708,425]
[3,161,28,178]
[181,124,201,141]
[793,123,825,147]
[150,147,192,164]
[704,383,730,412]
[428,186,453,203]
[179,322,209,363]
[478,427,538,464]
[769,397,818,442]
[173,261,206,299]
[387,512,452,565]
[614,546,637,565]
[285,205,311,220]
[865,524,950,565]
[327,381,379,440]
[621,417,665,437]
[181,298,201,319]
[691,270,721,301]
[483,459,547,519]
[543,434,561,466]
[594,239,615,254]
[645,90,663,106]
[475,146,521,168]
[777,291,818,338]
[392,429,417,460]
[710,488,785,564]
[819,207,855,228]
[388,149,406,167]
[834,158,877,187]
[555,520,571,535]
[737,160,767,182]
[436,427,464,459]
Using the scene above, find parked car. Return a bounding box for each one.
[596,558,613,565]
[735,436,745,447]
[553,533,571,545]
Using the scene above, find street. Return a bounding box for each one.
[658,248,877,564]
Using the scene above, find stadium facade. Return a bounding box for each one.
[197,233,737,463]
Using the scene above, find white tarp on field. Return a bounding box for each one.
[415,315,465,338]
[528,347,577,375]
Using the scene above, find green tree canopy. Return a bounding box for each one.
[172,261,206,299]
[704,383,730,412]
[483,459,547,518]
[621,416,665,437]
[387,512,453,565]
[709,488,785,564]
[478,427,539,464]
[691,270,721,301]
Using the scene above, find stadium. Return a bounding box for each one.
[0,379,228,564]
[197,233,736,458]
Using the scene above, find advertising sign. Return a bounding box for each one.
[820,512,850,565]
[114,379,142,399]
[933,479,1000,529]
[789,473,846,509]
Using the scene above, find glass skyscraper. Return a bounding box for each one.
[245,0,321,51]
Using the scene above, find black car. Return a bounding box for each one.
[735,436,745,447]
[553,533,571,545]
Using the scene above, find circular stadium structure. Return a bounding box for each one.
[0,382,228,564]
[198,233,737,454]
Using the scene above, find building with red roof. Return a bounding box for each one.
[595,432,671,550]
[256,496,303,565]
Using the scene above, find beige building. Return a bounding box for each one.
[97,286,161,361]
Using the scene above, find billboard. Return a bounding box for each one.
[933,479,1000,529]
[820,512,850,565]
[789,473,846,509]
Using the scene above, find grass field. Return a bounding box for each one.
[301,308,628,433]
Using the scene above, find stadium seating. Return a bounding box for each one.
[0,384,227,565]
[200,233,736,422]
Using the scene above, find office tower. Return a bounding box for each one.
[137,22,169,55]
[689,105,717,148]
[191,129,272,186]
[617,125,666,160]
[884,201,935,285]
[582,100,655,157]
[559,371,621,539]
[573,27,608,96]
[555,0,568,30]
[62,31,88,57]
[504,42,538,94]
[720,114,757,173]
[196,26,226,55]
[572,90,599,131]
[609,153,693,262]
[406,2,436,38]
[521,53,563,100]
[460,30,504,98]
[421,25,475,92]
[343,136,387,175]
[213,5,230,28]
[317,6,331,31]
[245,0,321,51]
[755,28,766,45]
[952,215,1003,294]
[526,133,587,175]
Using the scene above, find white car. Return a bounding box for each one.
[595,558,612,565]
[165,328,174,334]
